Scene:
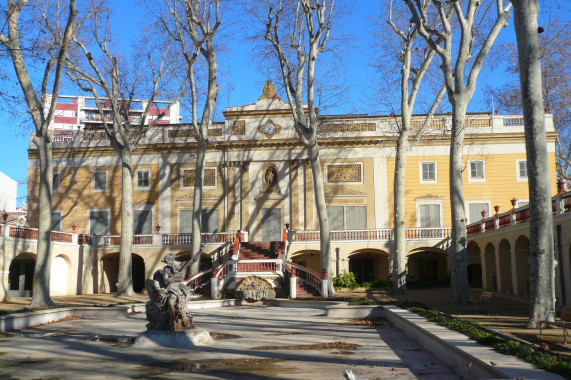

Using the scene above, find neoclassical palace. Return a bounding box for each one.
[1,82,569,305]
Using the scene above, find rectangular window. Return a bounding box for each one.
[327,206,366,230]
[53,172,60,193]
[202,209,219,233]
[345,206,366,230]
[420,162,437,183]
[133,208,153,234]
[469,161,485,181]
[135,169,150,190]
[89,210,109,235]
[517,160,528,180]
[468,203,490,224]
[178,209,219,233]
[419,204,441,227]
[327,206,345,230]
[261,208,281,241]
[51,211,62,231]
[92,171,108,191]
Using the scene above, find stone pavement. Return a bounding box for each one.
[337,287,571,358]
[0,305,462,379]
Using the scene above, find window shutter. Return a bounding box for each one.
[327,206,344,230]
[179,210,193,233]
[346,206,366,229]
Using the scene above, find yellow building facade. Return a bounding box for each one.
[3,83,561,300]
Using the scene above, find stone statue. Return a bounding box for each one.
[145,253,195,331]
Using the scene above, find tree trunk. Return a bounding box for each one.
[307,140,332,296]
[30,135,54,306]
[449,99,469,304]
[512,0,556,326]
[117,150,134,296]
[190,139,207,275]
[392,130,409,294]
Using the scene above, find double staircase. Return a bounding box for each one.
[185,232,323,299]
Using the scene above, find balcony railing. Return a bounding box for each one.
[467,191,571,236]
[292,227,451,242]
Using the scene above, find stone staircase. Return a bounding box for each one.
[296,281,320,297]
[238,242,279,260]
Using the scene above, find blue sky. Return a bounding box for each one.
[1,0,568,206]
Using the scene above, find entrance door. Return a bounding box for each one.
[8,258,35,297]
[261,208,281,242]
[350,257,374,284]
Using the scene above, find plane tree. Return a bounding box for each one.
[405,0,512,303]
[0,0,77,306]
[264,0,336,296]
[65,3,184,295]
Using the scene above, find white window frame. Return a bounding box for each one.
[467,160,486,182]
[415,199,444,227]
[135,169,151,190]
[133,204,155,234]
[515,199,529,208]
[324,162,364,185]
[419,161,437,184]
[91,170,108,192]
[51,210,62,231]
[87,208,111,235]
[466,200,492,224]
[516,159,528,181]
[180,167,218,189]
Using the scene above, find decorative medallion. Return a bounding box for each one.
[258,80,282,101]
[232,120,245,135]
[259,119,281,139]
[263,164,278,192]
[326,164,362,183]
[417,194,442,199]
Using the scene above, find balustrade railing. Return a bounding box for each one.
[288,262,322,295]
[52,231,73,243]
[466,191,571,236]
[405,227,452,239]
[235,260,277,273]
[9,226,38,240]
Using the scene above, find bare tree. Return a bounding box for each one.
[488,18,571,180]
[157,0,221,276]
[0,0,77,306]
[405,0,512,303]
[264,0,335,296]
[66,3,183,295]
[511,0,555,327]
[386,0,446,294]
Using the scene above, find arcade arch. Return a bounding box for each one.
[101,252,146,293]
[8,253,36,298]
[50,255,71,296]
[347,249,389,283]
[515,235,530,297]
[484,243,497,291]
[498,239,513,294]
[467,241,482,288]
[407,248,448,285]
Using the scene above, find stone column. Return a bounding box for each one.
[289,267,297,299]
[510,248,519,296]
[494,250,503,293]
[241,161,250,231]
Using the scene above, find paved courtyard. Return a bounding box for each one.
[0,305,461,379]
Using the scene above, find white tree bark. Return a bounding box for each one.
[265,0,335,296]
[159,0,221,276]
[406,0,511,303]
[387,2,444,294]
[512,0,556,326]
[67,7,181,295]
[0,0,77,306]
